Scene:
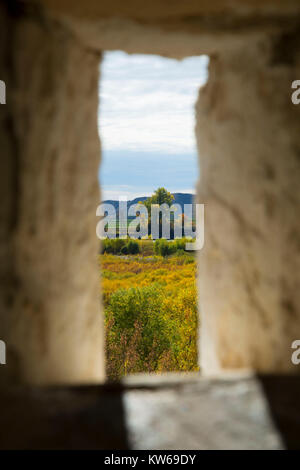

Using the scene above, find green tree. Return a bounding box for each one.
[141,188,174,238]
[105,286,175,375]
[144,187,174,211]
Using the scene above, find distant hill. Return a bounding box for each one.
[102,193,195,214]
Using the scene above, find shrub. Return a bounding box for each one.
[114,238,127,254]
[126,240,140,254]
[153,238,197,257]
[102,254,198,379]
[154,239,176,256]
[105,286,175,377]
[102,238,140,255]
[101,239,112,254]
[120,244,129,255]
[174,239,186,251]
[102,238,127,254]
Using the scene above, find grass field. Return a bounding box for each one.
[100,245,198,379]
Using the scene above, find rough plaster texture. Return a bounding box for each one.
[0,6,104,384]
[0,0,300,387]
[124,375,283,450]
[30,0,300,25]
[3,374,300,449]
[197,40,300,373]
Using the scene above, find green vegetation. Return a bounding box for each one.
[102,238,140,255]
[101,188,198,380]
[101,251,198,379]
[102,237,194,257]
[142,187,174,212]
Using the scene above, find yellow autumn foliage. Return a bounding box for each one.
[100,253,198,379]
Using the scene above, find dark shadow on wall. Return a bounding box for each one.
[1,376,300,449]
[0,383,129,449]
[258,374,300,450]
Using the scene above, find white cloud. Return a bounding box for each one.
[98,52,208,155]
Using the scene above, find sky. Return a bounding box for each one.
[98,51,209,201]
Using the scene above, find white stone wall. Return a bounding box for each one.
[197,41,300,373]
[0,1,299,384]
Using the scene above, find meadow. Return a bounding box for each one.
[100,239,198,379]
